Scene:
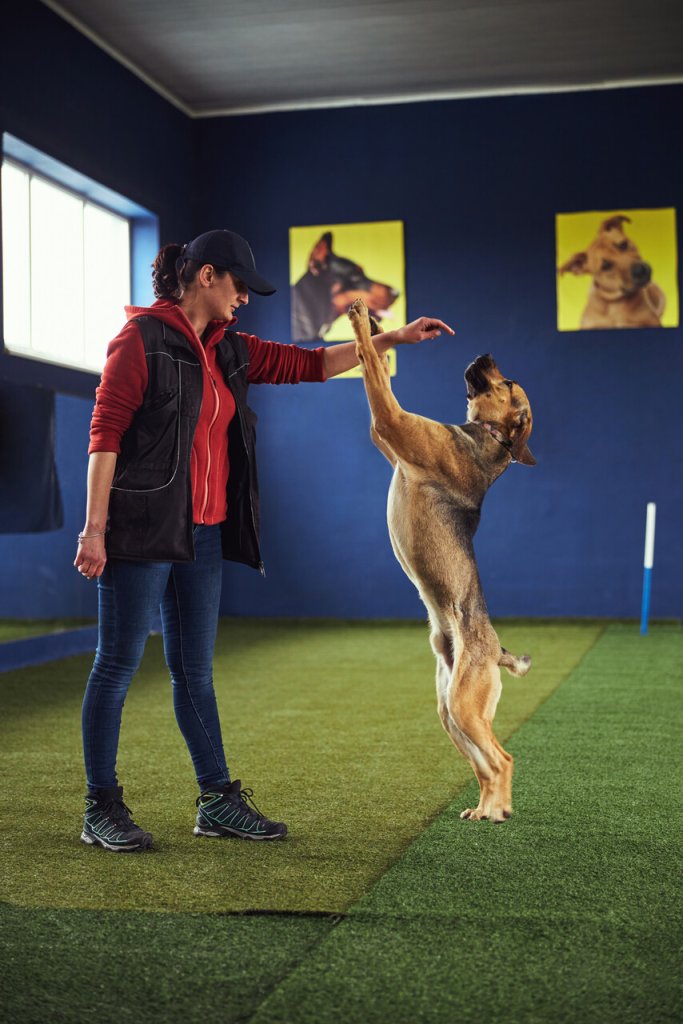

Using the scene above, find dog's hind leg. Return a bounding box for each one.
[428,615,498,813]
[428,611,458,737]
[447,659,514,823]
[437,697,504,821]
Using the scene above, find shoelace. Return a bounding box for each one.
[239,788,266,819]
[197,785,269,821]
[101,798,136,829]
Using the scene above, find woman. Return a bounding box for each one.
[74,228,453,852]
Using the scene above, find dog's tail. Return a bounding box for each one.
[499,648,531,677]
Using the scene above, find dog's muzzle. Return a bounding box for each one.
[630,261,652,288]
[465,354,497,397]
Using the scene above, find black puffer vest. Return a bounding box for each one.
[106,316,262,570]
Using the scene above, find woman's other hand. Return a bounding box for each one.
[74,533,107,580]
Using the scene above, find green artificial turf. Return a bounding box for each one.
[0,619,96,642]
[2,621,680,1023]
[0,903,333,1024]
[249,624,683,1024]
[0,619,599,914]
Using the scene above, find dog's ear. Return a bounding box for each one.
[512,442,536,466]
[601,214,631,232]
[558,252,588,275]
[309,233,333,274]
[509,410,536,467]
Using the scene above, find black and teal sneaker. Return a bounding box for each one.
[194,780,287,840]
[81,786,153,852]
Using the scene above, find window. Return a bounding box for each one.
[1,134,158,375]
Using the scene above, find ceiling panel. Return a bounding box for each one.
[42,0,683,116]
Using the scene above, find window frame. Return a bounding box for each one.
[0,133,159,396]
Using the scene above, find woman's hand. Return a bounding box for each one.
[74,452,117,580]
[322,316,454,378]
[74,532,107,580]
[392,317,455,345]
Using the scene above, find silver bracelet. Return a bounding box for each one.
[78,531,106,541]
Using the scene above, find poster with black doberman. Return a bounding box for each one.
[290,221,405,377]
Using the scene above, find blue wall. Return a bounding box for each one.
[196,89,683,619]
[0,1,681,619]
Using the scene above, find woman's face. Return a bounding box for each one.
[203,267,249,321]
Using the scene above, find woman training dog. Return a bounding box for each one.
[74,228,452,852]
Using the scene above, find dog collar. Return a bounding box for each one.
[480,422,514,456]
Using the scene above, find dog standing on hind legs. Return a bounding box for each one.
[348,299,536,823]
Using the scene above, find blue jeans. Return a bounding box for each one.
[82,524,230,791]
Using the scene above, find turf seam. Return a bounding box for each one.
[231,915,346,1024]
[214,909,346,922]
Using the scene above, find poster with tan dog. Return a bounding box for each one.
[290,220,405,378]
[556,208,678,330]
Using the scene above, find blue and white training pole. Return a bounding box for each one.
[640,502,656,635]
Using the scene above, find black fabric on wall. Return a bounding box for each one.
[0,381,63,532]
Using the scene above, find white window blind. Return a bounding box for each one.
[1,159,130,373]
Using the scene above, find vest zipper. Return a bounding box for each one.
[200,373,220,524]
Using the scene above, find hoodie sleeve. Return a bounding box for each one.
[242,333,327,385]
[88,321,149,454]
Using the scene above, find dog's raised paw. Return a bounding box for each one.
[348,298,368,318]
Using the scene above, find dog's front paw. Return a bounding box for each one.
[349,297,368,318]
[347,298,369,333]
[349,298,372,362]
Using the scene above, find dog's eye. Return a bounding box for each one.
[503,379,514,389]
[616,241,629,252]
[601,259,614,271]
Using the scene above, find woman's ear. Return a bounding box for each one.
[198,264,215,288]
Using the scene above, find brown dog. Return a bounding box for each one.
[348,299,535,823]
[559,215,665,328]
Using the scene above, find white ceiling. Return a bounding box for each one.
[43,0,683,117]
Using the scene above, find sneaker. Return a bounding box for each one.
[194,780,287,840]
[81,785,153,852]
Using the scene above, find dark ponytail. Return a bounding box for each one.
[152,243,231,299]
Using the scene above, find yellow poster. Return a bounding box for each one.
[289,220,405,378]
[556,208,678,331]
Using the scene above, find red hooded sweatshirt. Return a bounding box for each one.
[89,299,326,525]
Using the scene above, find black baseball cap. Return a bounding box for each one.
[181,229,276,295]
